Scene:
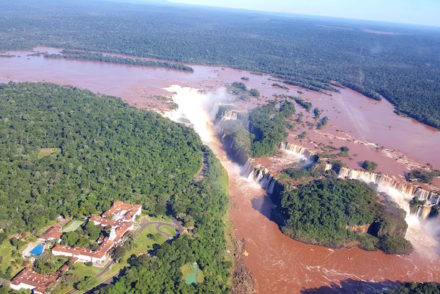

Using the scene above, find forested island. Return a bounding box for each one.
[277,177,412,254]
[217,104,412,255]
[1,0,439,128]
[44,49,194,72]
[0,83,230,292]
[218,100,295,161]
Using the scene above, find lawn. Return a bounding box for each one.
[160,225,176,237]
[181,262,204,285]
[149,215,173,223]
[52,263,100,294]
[0,240,23,278]
[54,223,171,293]
[127,224,168,257]
[62,220,84,233]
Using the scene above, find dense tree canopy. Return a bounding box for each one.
[249,103,291,157]
[101,149,231,293]
[0,83,202,233]
[0,83,231,292]
[279,178,412,253]
[387,282,440,294]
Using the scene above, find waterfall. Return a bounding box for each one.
[279,142,312,161]
[337,167,439,220]
[337,166,440,256]
[242,159,276,194]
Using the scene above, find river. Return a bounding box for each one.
[1,48,440,293]
[165,86,440,293]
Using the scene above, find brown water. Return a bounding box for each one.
[166,86,440,293]
[1,49,439,171]
[1,48,440,293]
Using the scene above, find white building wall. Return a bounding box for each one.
[10,283,35,292]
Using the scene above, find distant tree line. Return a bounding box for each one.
[1,0,439,128]
[45,49,194,72]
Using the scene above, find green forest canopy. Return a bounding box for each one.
[0,83,203,232]
[0,83,231,293]
[279,178,412,254]
[1,0,439,128]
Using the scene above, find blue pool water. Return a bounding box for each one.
[30,244,44,256]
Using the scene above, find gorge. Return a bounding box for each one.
[165,86,440,292]
[1,48,440,292]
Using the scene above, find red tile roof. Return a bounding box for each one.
[11,268,58,293]
[90,215,116,227]
[103,201,141,221]
[52,201,139,263]
[41,226,62,241]
[53,222,132,259]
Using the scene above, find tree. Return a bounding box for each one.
[111,246,126,263]
[249,88,260,97]
[84,221,101,241]
[362,160,378,171]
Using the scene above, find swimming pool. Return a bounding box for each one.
[30,243,44,256]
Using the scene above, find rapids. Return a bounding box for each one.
[165,85,440,293]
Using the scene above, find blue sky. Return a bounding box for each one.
[165,0,440,27]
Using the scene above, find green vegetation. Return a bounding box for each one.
[0,239,23,279]
[33,252,67,275]
[329,160,344,174]
[1,1,440,128]
[361,160,378,171]
[316,116,328,129]
[313,108,321,119]
[0,83,202,233]
[272,83,288,90]
[386,282,440,294]
[279,178,412,254]
[61,221,109,250]
[339,146,350,156]
[249,88,260,98]
[53,223,172,293]
[298,131,307,140]
[45,49,193,72]
[228,82,260,100]
[293,97,312,112]
[219,100,295,159]
[249,102,291,157]
[160,225,176,237]
[405,169,440,184]
[55,263,100,293]
[281,161,324,180]
[62,220,84,233]
[100,149,231,293]
[37,148,60,160]
[181,262,204,285]
[0,83,230,291]
[219,120,252,165]
[279,101,296,118]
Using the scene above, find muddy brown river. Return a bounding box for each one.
[1,48,440,293]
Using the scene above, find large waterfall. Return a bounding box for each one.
[242,160,277,194]
[279,142,313,160]
[338,167,440,219]
[165,86,440,257]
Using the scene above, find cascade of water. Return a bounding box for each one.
[338,166,440,256]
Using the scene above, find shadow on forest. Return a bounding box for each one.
[301,279,400,293]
